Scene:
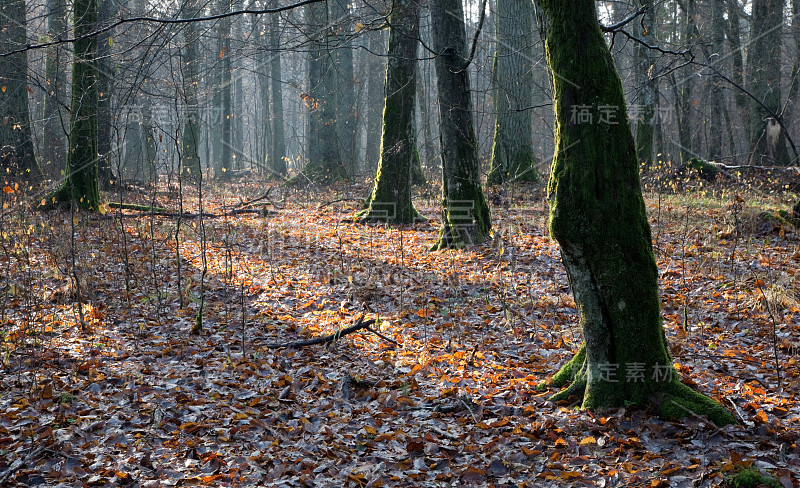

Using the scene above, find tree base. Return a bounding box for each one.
[38,183,101,212]
[549,345,737,427]
[357,207,427,225]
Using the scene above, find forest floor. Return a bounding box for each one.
[0,172,799,487]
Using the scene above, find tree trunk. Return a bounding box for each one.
[360,0,423,224]
[675,0,697,165]
[726,0,748,139]
[787,0,800,132]
[486,0,539,185]
[43,0,101,210]
[181,0,202,180]
[539,0,734,426]
[217,0,233,180]
[706,0,726,161]
[331,0,358,176]
[269,0,287,176]
[41,0,68,173]
[633,0,657,169]
[305,3,343,181]
[747,0,789,165]
[365,28,388,171]
[430,0,491,249]
[96,0,116,187]
[0,0,41,180]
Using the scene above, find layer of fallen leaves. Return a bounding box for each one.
[0,178,798,487]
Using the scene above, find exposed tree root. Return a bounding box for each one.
[548,345,737,426]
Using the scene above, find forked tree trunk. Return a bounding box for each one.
[539,0,734,426]
[487,0,539,185]
[360,0,423,224]
[430,0,491,249]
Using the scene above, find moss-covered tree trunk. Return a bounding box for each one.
[181,0,202,180]
[305,3,343,181]
[43,0,101,210]
[539,0,734,426]
[746,0,790,165]
[430,0,491,249]
[360,0,423,224]
[0,0,42,180]
[486,0,539,185]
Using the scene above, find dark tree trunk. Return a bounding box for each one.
[487,0,539,185]
[219,2,233,180]
[43,0,101,210]
[360,0,423,224]
[305,3,344,181]
[42,0,68,173]
[331,0,358,176]
[269,0,287,176]
[430,0,491,249]
[539,0,734,426]
[633,0,657,168]
[746,0,790,165]
[181,0,202,180]
[0,0,42,180]
[96,0,116,187]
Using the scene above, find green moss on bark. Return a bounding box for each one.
[541,0,735,427]
[41,0,100,211]
[360,0,423,224]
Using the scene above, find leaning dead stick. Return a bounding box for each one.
[263,315,382,350]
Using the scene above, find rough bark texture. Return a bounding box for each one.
[540,0,734,426]
[430,0,491,249]
[44,0,101,210]
[0,0,41,179]
[305,3,344,181]
[360,0,423,224]
[746,0,789,165]
[487,0,539,185]
[269,0,287,176]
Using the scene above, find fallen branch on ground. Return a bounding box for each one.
[263,315,378,349]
